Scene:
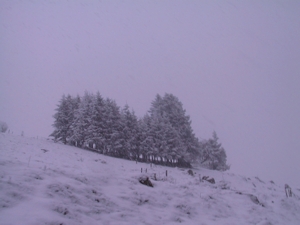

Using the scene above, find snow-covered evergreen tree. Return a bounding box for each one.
[117,104,139,159]
[200,131,229,171]
[84,92,106,150]
[148,93,200,162]
[70,92,94,147]
[146,114,185,163]
[137,114,154,161]
[101,98,122,155]
[51,94,78,144]
[66,95,80,144]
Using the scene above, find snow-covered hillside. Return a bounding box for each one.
[0,133,299,225]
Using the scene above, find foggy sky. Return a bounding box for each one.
[1,1,300,187]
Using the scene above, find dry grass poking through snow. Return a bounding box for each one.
[0,133,300,225]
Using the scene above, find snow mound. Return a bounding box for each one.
[0,133,299,225]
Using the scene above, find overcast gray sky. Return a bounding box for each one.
[1,0,300,187]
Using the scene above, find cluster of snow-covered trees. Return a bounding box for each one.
[51,92,229,170]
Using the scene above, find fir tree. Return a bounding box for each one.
[66,95,80,144]
[200,131,229,171]
[118,104,139,159]
[148,93,200,162]
[85,92,106,150]
[101,98,122,155]
[70,92,94,147]
[51,94,77,144]
[137,114,154,161]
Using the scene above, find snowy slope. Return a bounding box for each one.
[0,133,299,225]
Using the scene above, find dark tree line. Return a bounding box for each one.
[51,92,229,170]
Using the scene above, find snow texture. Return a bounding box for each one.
[0,133,299,225]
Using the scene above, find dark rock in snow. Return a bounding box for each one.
[235,191,265,207]
[248,194,265,207]
[187,169,194,176]
[139,175,153,187]
[202,176,215,184]
[207,178,215,184]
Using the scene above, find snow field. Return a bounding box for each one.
[0,133,300,225]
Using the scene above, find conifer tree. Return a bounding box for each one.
[51,94,77,144]
[118,104,139,159]
[101,98,122,155]
[66,95,80,144]
[148,93,200,162]
[85,92,106,150]
[200,131,229,171]
[70,92,94,147]
[137,114,154,161]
